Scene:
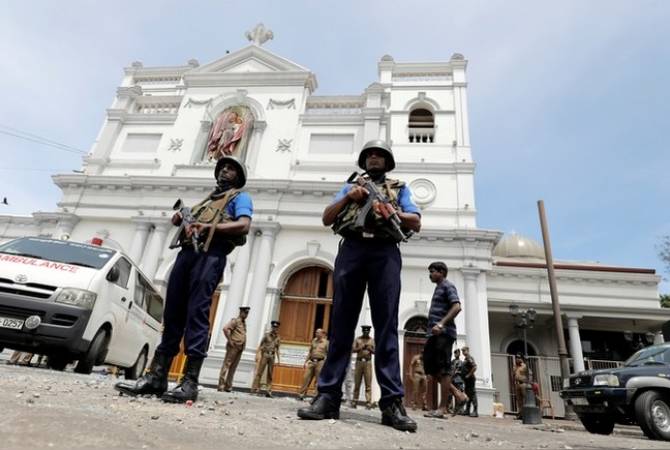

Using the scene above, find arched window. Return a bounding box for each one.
[408,108,434,143]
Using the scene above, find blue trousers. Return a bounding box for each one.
[156,247,227,358]
[317,238,404,410]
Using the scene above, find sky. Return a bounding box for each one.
[1,1,669,291]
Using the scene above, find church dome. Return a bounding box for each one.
[493,233,546,259]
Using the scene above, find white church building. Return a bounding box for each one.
[1,25,666,417]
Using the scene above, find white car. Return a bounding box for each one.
[0,236,163,378]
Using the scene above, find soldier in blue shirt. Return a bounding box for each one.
[116,156,253,404]
[423,261,468,418]
[298,140,421,432]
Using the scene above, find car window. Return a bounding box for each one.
[625,346,670,366]
[145,286,164,323]
[112,258,132,289]
[0,237,115,269]
[133,273,146,308]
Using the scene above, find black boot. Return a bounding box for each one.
[381,399,418,432]
[297,394,340,420]
[469,394,478,417]
[161,356,203,404]
[114,352,173,397]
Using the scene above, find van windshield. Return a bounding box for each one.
[0,237,115,270]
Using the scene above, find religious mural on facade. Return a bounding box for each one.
[205,105,254,161]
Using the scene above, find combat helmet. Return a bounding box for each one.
[357,139,395,172]
[214,156,247,188]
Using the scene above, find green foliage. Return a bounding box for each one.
[659,235,670,276]
[661,294,670,308]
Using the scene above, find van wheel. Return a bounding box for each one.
[74,329,109,375]
[125,348,148,380]
[635,390,670,441]
[47,354,70,371]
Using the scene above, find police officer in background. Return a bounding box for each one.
[408,353,427,411]
[461,346,478,417]
[299,329,329,400]
[218,306,250,392]
[351,325,375,409]
[251,321,281,397]
[115,156,253,404]
[298,140,421,432]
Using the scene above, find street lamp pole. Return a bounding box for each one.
[510,304,542,425]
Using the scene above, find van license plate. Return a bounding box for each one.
[571,397,588,406]
[0,316,24,330]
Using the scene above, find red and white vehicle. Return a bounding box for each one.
[0,236,163,378]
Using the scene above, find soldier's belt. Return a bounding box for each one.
[310,357,325,362]
[357,358,371,362]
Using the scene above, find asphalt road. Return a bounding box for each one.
[1,362,667,450]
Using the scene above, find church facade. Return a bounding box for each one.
[0,27,665,417]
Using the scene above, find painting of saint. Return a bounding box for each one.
[206,106,254,161]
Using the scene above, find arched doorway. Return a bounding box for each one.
[506,339,538,357]
[272,266,333,394]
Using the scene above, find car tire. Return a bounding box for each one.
[635,390,670,441]
[74,329,109,375]
[47,354,70,371]
[125,347,148,380]
[579,413,615,435]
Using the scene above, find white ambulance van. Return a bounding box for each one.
[0,236,163,378]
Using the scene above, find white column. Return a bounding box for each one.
[128,218,152,264]
[245,222,280,351]
[54,213,80,240]
[214,229,257,347]
[567,316,585,373]
[463,269,492,388]
[141,222,170,280]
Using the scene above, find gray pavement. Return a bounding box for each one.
[0,363,667,449]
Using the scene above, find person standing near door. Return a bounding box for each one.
[298,328,329,400]
[218,306,250,392]
[115,156,253,404]
[351,325,375,408]
[297,140,421,432]
[251,321,281,397]
[514,354,529,420]
[422,261,468,418]
[408,353,427,411]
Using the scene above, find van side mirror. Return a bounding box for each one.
[107,266,120,283]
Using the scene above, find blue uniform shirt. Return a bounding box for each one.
[427,280,460,339]
[332,183,420,215]
[226,191,253,219]
[207,191,253,253]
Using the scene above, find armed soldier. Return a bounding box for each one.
[298,140,421,432]
[351,325,375,408]
[217,306,250,392]
[251,321,281,397]
[115,156,253,404]
[298,329,329,401]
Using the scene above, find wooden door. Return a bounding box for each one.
[167,289,221,381]
[272,266,333,394]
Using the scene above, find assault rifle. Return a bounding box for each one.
[346,171,413,242]
[168,199,200,253]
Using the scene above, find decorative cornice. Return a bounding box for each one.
[116,86,143,98]
[183,72,317,91]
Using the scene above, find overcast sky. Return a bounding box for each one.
[1,1,669,291]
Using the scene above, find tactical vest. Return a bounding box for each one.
[332,178,406,241]
[191,189,246,252]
